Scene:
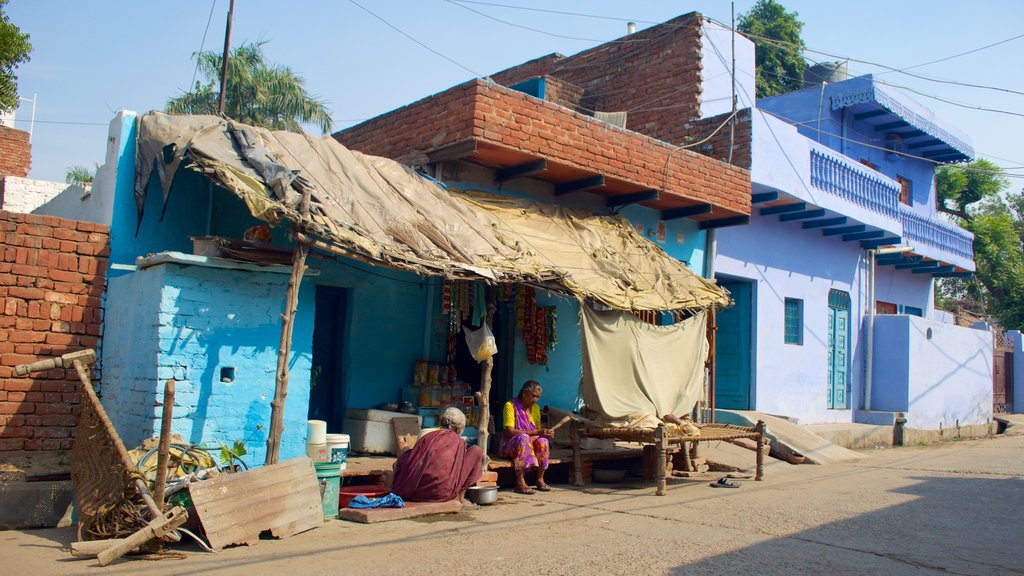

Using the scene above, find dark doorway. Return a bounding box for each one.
[308,285,348,432]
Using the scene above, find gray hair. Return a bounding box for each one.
[439,406,467,433]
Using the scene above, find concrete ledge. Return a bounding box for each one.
[0,480,74,530]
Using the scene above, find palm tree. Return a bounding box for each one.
[166,40,333,134]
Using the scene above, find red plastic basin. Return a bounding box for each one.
[338,485,389,508]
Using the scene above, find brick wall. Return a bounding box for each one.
[542,76,584,111]
[493,13,706,146]
[1,177,76,214]
[0,126,31,178]
[0,211,109,453]
[681,108,753,169]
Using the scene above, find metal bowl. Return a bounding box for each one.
[465,485,498,505]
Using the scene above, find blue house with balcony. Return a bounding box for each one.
[711,63,991,429]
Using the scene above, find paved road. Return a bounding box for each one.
[3,434,1023,575]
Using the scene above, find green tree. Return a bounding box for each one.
[166,40,332,134]
[935,163,1024,329]
[737,0,806,98]
[935,158,1007,221]
[0,0,32,113]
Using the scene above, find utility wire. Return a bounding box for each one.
[444,0,647,43]
[190,0,218,89]
[348,0,483,78]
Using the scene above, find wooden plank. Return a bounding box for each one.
[97,507,187,566]
[337,500,462,524]
[188,457,323,550]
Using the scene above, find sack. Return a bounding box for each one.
[463,323,498,363]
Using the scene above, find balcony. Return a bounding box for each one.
[809,146,900,222]
[899,206,974,270]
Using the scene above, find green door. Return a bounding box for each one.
[827,290,850,409]
[715,279,752,410]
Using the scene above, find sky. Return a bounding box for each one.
[5,0,1024,185]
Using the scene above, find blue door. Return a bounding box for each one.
[827,290,850,409]
[715,279,752,410]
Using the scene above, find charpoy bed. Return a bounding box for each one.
[569,420,767,495]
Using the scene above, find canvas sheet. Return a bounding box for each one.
[580,306,708,419]
[135,112,729,312]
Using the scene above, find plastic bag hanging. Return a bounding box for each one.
[463,323,498,363]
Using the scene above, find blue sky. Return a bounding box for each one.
[7,1,1023,184]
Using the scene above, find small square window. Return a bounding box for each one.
[784,298,803,345]
[896,175,911,206]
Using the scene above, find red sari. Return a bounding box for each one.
[391,428,483,502]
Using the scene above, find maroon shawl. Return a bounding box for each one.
[391,429,483,502]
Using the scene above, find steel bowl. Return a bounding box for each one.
[465,485,498,505]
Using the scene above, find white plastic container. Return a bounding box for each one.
[325,433,350,470]
[305,442,328,463]
[343,409,421,455]
[307,419,327,445]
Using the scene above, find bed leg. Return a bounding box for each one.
[655,424,667,496]
[755,420,766,481]
[571,421,584,488]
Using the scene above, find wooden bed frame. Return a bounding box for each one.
[570,420,767,495]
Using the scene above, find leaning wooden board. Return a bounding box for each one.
[188,457,323,549]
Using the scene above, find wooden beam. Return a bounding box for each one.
[933,271,974,278]
[861,236,902,249]
[854,110,888,120]
[915,265,955,274]
[779,208,826,221]
[923,149,956,158]
[751,191,779,204]
[662,203,712,220]
[699,215,750,229]
[875,120,909,131]
[802,216,847,229]
[878,255,921,266]
[153,380,175,507]
[896,260,937,270]
[554,175,605,195]
[823,224,866,236]
[606,189,659,208]
[495,159,547,182]
[842,230,885,241]
[908,139,944,149]
[760,202,806,216]
[426,139,477,163]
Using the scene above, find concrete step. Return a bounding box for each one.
[715,410,864,465]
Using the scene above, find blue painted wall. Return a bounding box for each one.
[872,315,992,428]
[104,261,313,465]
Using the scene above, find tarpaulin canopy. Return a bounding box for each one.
[135,112,729,312]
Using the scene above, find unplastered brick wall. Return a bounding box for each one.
[681,108,753,169]
[0,125,31,178]
[471,82,749,214]
[493,13,706,146]
[0,211,109,453]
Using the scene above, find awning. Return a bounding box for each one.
[135,112,729,312]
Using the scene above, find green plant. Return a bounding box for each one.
[219,439,248,470]
[65,163,97,186]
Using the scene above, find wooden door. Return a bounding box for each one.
[714,279,752,410]
[828,290,850,409]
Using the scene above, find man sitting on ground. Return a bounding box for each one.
[391,406,483,507]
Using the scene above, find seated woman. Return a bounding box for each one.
[391,406,483,506]
[500,380,554,494]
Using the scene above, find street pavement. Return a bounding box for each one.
[2,433,1022,575]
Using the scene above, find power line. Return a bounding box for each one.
[190,0,218,89]
[444,0,647,44]
[348,0,483,78]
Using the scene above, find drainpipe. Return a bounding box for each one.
[704,229,717,279]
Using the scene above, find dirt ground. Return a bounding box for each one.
[2,434,1022,576]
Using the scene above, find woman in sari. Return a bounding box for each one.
[500,380,553,494]
[392,406,483,507]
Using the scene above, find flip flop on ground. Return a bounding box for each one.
[514,486,536,495]
[535,484,551,492]
[710,477,740,489]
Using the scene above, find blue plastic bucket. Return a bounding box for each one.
[314,461,342,518]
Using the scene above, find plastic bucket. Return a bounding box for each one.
[306,442,328,463]
[325,433,350,470]
[314,461,342,518]
[307,420,327,445]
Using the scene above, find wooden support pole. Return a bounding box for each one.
[475,286,497,472]
[655,423,668,496]
[153,380,175,507]
[266,187,312,465]
[571,420,584,487]
[755,420,766,481]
